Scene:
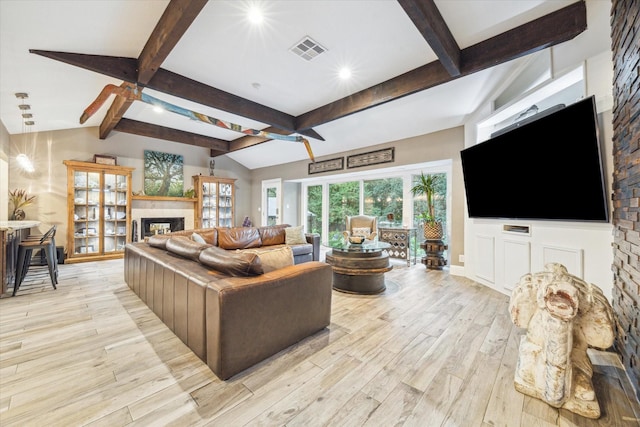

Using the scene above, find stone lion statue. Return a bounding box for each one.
[508,263,615,419]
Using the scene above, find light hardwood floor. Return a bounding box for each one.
[1,258,639,427]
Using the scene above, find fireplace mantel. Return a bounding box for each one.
[132,195,197,203]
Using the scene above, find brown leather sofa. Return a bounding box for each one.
[123,225,332,380]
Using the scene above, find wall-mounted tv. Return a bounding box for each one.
[460,95,609,222]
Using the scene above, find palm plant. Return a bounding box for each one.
[410,172,445,239]
[410,172,443,223]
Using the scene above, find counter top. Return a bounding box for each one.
[0,220,40,231]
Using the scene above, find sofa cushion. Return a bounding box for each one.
[197,229,218,245]
[199,246,263,276]
[166,237,212,261]
[258,225,287,246]
[285,225,307,245]
[148,234,183,250]
[288,243,313,257]
[218,227,262,250]
[242,246,294,273]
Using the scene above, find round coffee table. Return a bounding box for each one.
[324,241,392,294]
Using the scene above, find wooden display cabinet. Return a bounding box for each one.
[193,175,236,228]
[64,160,134,263]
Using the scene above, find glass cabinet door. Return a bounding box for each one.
[65,160,133,263]
[103,173,128,253]
[202,181,217,228]
[218,182,233,227]
[73,170,100,256]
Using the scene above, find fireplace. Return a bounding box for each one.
[141,217,185,239]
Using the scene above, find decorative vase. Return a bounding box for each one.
[10,209,26,221]
[423,221,443,240]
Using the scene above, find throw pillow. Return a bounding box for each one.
[191,232,206,244]
[285,225,307,245]
[199,246,263,277]
[242,246,294,273]
[352,227,371,238]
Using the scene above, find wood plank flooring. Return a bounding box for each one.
[1,258,639,426]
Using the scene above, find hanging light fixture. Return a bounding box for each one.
[15,92,35,173]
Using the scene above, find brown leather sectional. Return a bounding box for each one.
[123,225,332,380]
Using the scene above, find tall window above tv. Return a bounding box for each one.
[460,96,609,222]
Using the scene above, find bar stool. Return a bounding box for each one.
[13,225,58,296]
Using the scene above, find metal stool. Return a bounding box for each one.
[13,225,58,296]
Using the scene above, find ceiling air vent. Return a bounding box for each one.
[290,36,326,61]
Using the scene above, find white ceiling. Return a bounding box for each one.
[0,0,610,170]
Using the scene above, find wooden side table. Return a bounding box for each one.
[420,239,448,270]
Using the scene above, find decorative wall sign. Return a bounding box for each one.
[144,150,184,196]
[94,154,117,165]
[347,147,395,169]
[308,157,344,175]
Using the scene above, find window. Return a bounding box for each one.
[363,177,403,226]
[328,181,359,244]
[306,184,322,237]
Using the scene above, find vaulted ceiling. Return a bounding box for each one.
[0,1,608,169]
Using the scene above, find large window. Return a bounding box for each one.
[301,162,451,253]
[328,181,359,244]
[306,184,322,237]
[363,177,403,226]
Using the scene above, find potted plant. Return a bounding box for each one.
[410,172,444,240]
[9,189,36,220]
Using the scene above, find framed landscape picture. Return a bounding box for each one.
[143,150,184,196]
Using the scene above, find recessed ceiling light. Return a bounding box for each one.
[248,6,263,24]
[153,105,163,113]
[339,67,352,80]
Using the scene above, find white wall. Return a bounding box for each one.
[0,122,8,221]
[461,0,616,299]
[7,126,251,247]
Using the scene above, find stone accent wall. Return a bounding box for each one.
[611,0,640,400]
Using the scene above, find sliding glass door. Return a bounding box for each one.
[306,184,323,237]
[328,181,359,245]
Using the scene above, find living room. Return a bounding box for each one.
[1,0,638,425]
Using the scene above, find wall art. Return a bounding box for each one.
[347,147,395,169]
[308,157,344,175]
[143,150,184,196]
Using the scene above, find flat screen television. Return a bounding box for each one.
[460,95,609,222]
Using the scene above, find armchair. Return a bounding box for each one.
[343,215,378,242]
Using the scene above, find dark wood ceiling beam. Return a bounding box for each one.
[461,1,587,73]
[295,1,587,131]
[30,50,138,81]
[397,0,461,76]
[114,118,230,152]
[137,0,208,84]
[98,0,208,140]
[29,50,324,141]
